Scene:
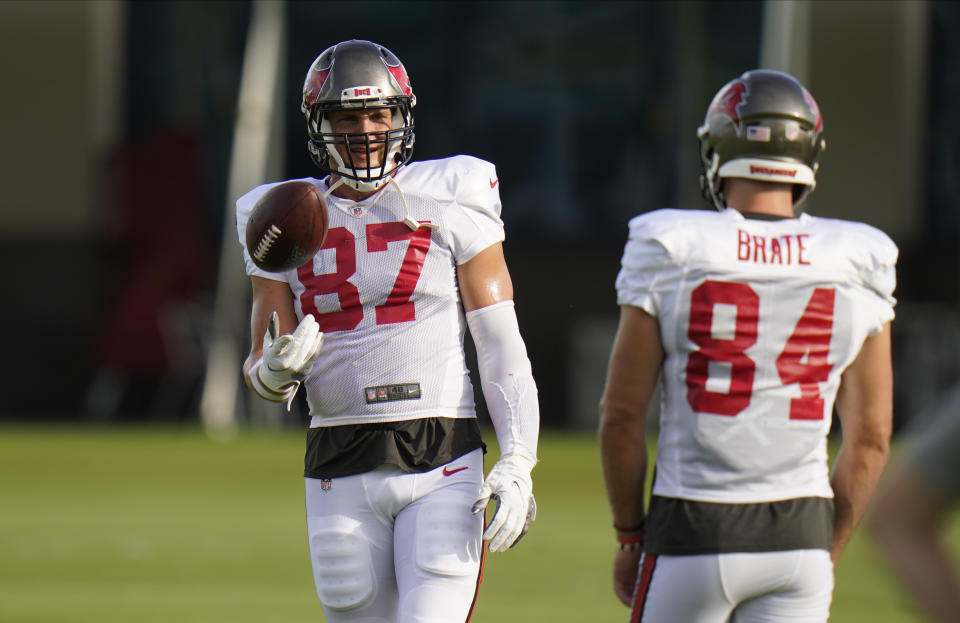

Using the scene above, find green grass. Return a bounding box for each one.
[0,425,953,622]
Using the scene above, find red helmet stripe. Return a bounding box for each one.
[802,87,823,133]
[387,64,412,97]
[303,67,331,108]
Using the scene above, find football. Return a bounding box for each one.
[245,180,328,272]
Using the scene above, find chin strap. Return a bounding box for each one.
[323,177,346,198]
[325,171,438,232]
[385,175,438,231]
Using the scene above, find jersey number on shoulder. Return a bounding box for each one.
[297,223,432,331]
[685,280,835,420]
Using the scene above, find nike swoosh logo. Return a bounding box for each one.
[489,178,499,189]
[442,466,468,477]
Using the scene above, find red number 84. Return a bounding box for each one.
[685,280,836,421]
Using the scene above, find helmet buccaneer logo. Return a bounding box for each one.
[713,81,748,130]
[303,66,332,109]
[386,63,412,97]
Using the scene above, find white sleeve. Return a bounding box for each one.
[445,158,505,265]
[614,212,680,316]
[857,226,898,335]
[466,300,539,461]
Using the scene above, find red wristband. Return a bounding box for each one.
[615,522,644,551]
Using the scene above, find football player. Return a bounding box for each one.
[235,40,539,622]
[599,69,897,622]
[869,384,960,623]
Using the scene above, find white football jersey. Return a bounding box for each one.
[616,207,897,504]
[237,156,505,426]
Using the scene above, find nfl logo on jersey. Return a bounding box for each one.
[320,479,332,491]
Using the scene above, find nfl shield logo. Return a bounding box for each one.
[320,479,332,491]
[351,206,364,216]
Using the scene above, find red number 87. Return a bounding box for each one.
[685,280,836,421]
[297,222,433,332]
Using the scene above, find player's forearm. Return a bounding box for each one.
[466,301,540,459]
[829,437,890,561]
[599,402,648,531]
[598,305,661,533]
[831,324,893,561]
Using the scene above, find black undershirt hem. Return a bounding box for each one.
[644,494,834,555]
[304,417,485,479]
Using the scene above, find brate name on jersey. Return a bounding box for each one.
[737,229,811,266]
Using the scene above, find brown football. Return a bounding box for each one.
[245,181,328,272]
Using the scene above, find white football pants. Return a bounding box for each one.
[305,448,485,623]
[633,549,834,623]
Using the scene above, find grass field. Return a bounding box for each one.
[0,425,954,622]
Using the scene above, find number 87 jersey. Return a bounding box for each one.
[616,207,897,505]
[237,156,506,427]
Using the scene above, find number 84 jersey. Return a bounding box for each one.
[237,156,505,427]
[616,207,897,504]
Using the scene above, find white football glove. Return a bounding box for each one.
[249,311,323,407]
[471,453,537,552]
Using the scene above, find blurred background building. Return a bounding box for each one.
[1,0,957,433]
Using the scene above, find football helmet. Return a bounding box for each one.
[301,40,416,192]
[697,69,825,211]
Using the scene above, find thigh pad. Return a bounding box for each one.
[309,519,376,612]
[413,497,483,578]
